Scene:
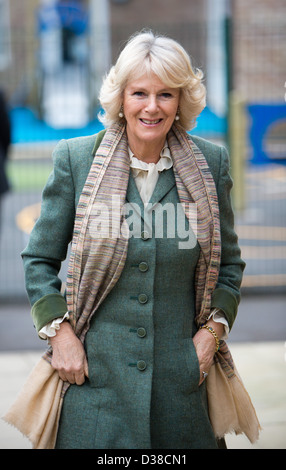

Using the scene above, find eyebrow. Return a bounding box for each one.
[128,85,175,94]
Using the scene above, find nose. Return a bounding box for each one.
[145,95,158,113]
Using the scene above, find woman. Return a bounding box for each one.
[21,31,252,449]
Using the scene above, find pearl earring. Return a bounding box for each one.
[175,108,180,121]
[119,106,124,118]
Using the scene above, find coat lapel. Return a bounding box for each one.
[148,168,176,207]
[126,168,176,208]
[126,173,145,216]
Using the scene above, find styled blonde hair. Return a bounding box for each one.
[98,30,206,131]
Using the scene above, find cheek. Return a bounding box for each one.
[164,100,179,117]
[124,101,142,119]
[165,107,178,122]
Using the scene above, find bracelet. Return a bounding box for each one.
[199,324,220,352]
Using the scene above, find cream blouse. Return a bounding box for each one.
[39,144,229,340]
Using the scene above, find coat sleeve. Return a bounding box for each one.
[210,145,246,330]
[22,139,76,332]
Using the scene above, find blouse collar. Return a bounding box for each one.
[128,142,173,177]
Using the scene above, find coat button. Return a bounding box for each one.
[137,327,147,338]
[137,360,147,371]
[138,293,148,304]
[139,262,148,272]
[141,231,150,241]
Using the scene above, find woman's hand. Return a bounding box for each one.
[193,319,224,386]
[50,321,89,385]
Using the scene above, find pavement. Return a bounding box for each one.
[0,294,285,449]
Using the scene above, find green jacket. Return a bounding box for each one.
[56,163,217,449]
[22,131,245,333]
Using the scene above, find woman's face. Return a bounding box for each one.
[122,73,180,153]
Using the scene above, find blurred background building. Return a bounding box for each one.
[0,0,285,299]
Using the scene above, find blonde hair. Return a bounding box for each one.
[98,30,206,131]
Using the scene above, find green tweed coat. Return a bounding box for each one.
[22,131,245,449]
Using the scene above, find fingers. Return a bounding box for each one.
[58,366,86,385]
[57,359,88,385]
[50,328,89,385]
[198,369,209,386]
[84,358,89,379]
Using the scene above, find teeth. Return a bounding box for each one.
[141,119,161,124]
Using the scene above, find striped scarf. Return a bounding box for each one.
[64,122,221,344]
[61,122,260,442]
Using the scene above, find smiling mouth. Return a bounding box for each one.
[140,118,163,125]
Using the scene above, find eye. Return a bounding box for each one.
[133,91,145,97]
[160,92,172,98]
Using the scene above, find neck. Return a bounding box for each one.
[127,130,166,164]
